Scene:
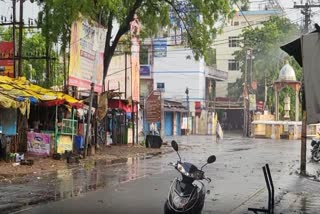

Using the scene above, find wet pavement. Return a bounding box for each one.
[1,133,320,213]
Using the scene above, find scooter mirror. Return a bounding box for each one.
[171,140,179,152]
[207,155,216,164]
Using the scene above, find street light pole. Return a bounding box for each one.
[185,87,189,135]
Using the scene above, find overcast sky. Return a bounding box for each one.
[1,0,320,32]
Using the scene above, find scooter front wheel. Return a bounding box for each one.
[164,200,171,214]
[312,151,320,162]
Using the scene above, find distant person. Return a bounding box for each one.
[216,121,223,143]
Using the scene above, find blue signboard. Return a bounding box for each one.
[0,108,17,135]
[140,64,151,77]
[154,39,167,57]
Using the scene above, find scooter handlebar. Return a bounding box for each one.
[204,177,212,183]
[168,162,177,167]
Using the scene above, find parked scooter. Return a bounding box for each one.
[164,140,216,214]
[311,139,320,162]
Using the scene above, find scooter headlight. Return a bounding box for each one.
[177,163,191,177]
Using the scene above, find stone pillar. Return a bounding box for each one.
[271,124,275,139]
[275,90,279,121]
[295,89,299,121]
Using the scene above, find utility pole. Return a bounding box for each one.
[243,50,248,137]
[17,0,23,77]
[0,1,53,79]
[45,3,50,84]
[294,2,320,34]
[185,87,189,135]
[293,1,320,176]
[13,0,16,78]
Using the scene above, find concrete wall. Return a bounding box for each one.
[153,46,205,103]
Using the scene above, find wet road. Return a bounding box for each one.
[1,134,319,214]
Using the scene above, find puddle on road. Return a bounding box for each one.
[299,195,320,214]
[0,152,168,213]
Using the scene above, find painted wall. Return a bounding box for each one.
[153,46,205,103]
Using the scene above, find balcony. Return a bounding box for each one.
[205,66,228,81]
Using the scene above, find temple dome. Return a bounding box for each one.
[278,63,296,81]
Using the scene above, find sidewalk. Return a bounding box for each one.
[233,161,320,213]
[0,143,172,183]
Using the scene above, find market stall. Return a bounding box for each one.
[0,76,83,159]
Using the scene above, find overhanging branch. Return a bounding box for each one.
[163,0,194,46]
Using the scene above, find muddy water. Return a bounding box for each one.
[0,152,172,213]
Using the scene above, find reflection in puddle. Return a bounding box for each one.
[0,152,168,213]
[300,195,320,214]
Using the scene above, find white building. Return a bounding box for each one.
[152,40,227,135]
[214,10,282,98]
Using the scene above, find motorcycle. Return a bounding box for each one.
[164,140,216,214]
[311,139,320,162]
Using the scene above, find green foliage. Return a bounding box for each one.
[229,16,302,116]
[0,26,62,87]
[36,0,236,81]
[204,48,216,66]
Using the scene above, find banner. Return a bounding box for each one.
[249,94,257,111]
[68,19,106,93]
[57,135,73,154]
[0,41,14,77]
[27,132,51,156]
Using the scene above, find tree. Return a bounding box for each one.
[37,0,82,89]
[0,26,62,87]
[37,0,238,88]
[228,16,301,119]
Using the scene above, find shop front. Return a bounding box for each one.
[0,76,82,161]
[107,99,138,144]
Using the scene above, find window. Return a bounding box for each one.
[140,46,149,64]
[229,36,240,47]
[234,21,239,26]
[228,59,239,71]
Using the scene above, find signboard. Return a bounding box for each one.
[0,41,14,77]
[181,117,188,129]
[146,91,161,123]
[27,132,51,156]
[249,94,257,111]
[0,108,17,135]
[57,135,73,154]
[157,82,165,92]
[256,101,264,112]
[68,19,106,93]
[106,55,131,99]
[154,39,167,57]
[140,64,151,78]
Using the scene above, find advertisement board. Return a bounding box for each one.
[106,55,131,99]
[146,91,161,123]
[68,19,106,93]
[0,41,14,77]
[140,64,151,78]
[154,39,167,57]
[27,132,51,156]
